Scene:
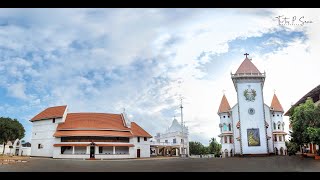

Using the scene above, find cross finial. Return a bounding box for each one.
[273,89,276,94]
[222,89,226,95]
[244,53,249,58]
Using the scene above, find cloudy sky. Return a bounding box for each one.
[0,8,319,145]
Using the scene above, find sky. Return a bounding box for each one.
[0,8,320,146]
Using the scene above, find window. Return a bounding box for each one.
[181,139,184,143]
[165,140,168,143]
[223,116,225,118]
[279,136,282,141]
[277,114,279,117]
[99,147,103,154]
[224,136,227,143]
[230,136,233,144]
[52,118,55,123]
[144,137,147,141]
[228,115,230,118]
[223,124,228,131]
[273,114,275,117]
[173,138,176,144]
[228,124,232,131]
[38,144,43,149]
[274,135,277,141]
[273,122,276,130]
[137,137,140,143]
[278,124,281,130]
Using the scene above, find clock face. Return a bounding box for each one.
[248,108,255,115]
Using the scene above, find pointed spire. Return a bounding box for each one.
[235,55,261,74]
[270,93,284,112]
[218,94,231,114]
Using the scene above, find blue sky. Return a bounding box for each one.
[0,8,319,145]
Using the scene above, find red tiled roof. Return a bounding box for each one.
[270,93,284,112]
[57,113,130,130]
[53,130,133,137]
[235,58,261,74]
[218,95,231,114]
[131,122,152,138]
[54,144,88,147]
[31,105,67,121]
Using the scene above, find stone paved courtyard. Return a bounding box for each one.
[0,155,319,172]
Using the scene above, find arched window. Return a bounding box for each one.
[228,124,232,131]
[274,135,277,141]
[230,149,233,157]
[275,147,278,155]
[223,124,228,131]
[224,149,228,158]
[224,136,228,143]
[273,122,276,130]
[278,123,281,130]
[230,136,233,144]
[279,136,282,141]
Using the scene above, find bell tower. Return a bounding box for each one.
[231,53,268,155]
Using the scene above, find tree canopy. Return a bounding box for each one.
[290,98,320,154]
[0,117,25,154]
[189,137,221,156]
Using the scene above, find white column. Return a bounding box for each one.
[72,146,75,155]
[86,146,90,154]
[113,146,116,155]
[176,149,178,156]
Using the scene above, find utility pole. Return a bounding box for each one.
[180,95,185,157]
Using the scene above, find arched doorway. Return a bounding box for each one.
[224,149,228,158]
[275,147,278,155]
[230,149,233,157]
[280,147,284,155]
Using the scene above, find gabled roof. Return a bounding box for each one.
[270,93,284,112]
[131,122,152,138]
[218,95,231,114]
[31,105,67,121]
[235,57,261,74]
[57,113,130,130]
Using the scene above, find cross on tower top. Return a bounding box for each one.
[244,53,249,58]
[222,89,226,95]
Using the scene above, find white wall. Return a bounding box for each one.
[237,81,268,154]
[115,146,129,154]
[264,104,274,153]
[231,105,241,154]
[131,137,150,158]
[31,118,63,157]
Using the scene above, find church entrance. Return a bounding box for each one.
[224,149,228,158]
[90,142,95,158]
[280,147,284,155]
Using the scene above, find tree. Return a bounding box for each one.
[189,141,206,155]
[0,117,25,155]
[290,98,320,154]
[208,137,222,156]
[285,141,299,155]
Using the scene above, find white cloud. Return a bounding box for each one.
[7,82,28,100]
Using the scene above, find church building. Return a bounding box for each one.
[218,54,287,157]
[30,105,152,159]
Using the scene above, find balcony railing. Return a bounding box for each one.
[231,72,266,78]
[150,141,188,146]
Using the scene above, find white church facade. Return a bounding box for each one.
[218,54,287,157]
[30,105,152,159]
[150,118,189,157]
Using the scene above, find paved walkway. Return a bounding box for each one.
[0,155,319,172]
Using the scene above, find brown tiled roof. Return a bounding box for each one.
[31,105,67,121]
[57,113,130,130]
[270,93,284,112]
[54,144,88,147]
[218,95,231,114]
[131,122,152,138]
[235,58,261,74]
[53,130,133,137]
